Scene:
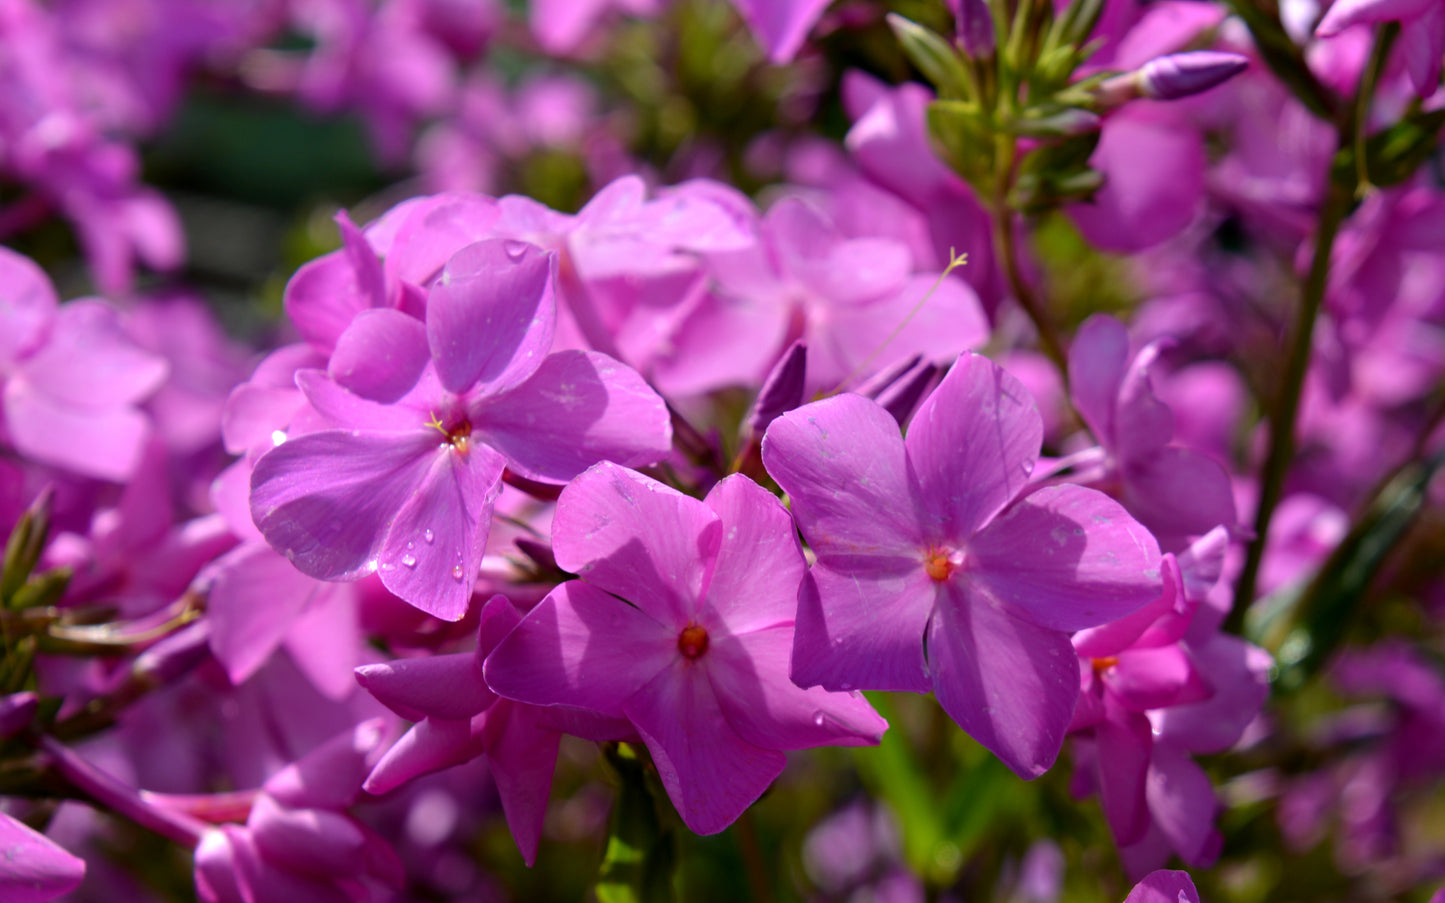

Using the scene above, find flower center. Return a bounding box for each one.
[923,546,959,582]
[1091,656,1119,676]
[427,412,473,455]
[677,624,709,660]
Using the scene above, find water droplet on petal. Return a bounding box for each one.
[406,541,414,551]
[503,239,531,261]
[812,711,826,727]
[401,554,417,568]
[424,529,434,543]
[451,564,465,580]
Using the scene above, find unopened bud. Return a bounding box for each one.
[1138,51,1249,100]
[0,691,37,740]
[947,0,995,57]
[748,340,807,438]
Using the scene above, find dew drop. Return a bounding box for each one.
[503,239,531,261]
[838,681,853,691]
[407,541,414,551]
[424,529,434,544]
[451,564,465,579]
[812,711,825,727]
[401,553,417,568]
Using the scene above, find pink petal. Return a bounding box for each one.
[477,701,562,866]
[791,564,934,693]
[0,812,84,903]
[1097,702,1154,846]
[1120,447,1237,546]
[20,300,167,406]
[1114,339,1175,458]
[0,247,56,365]
[1146,743,1218,866]
[906,354,1043,541]
[4,376,150,482]
[711,624,886,751]
[1315,0,1433,34]
[264,719,387,810]
[281,585,364,702]
[700,474,806,635]
[250,429,437,581]
[363,718,480,795]
[483,581,675,718]
[624,664,787,835]
[387,193,502,287]
[327,309,429,403]
[1123,870,1201,903]
[207,543,322,687]
[476,350,671,483]
[356,652,494,721]
[552,461,721,626]
[294,369,424,433]
[968,484,1162,632]
[927,583,1079,778]
[1104,645,1207,711]
[830,274,990,379]
[1153,635,1271,754]
[376,441,506,622]
[1072,554,1183,658]
[248,796,366,879]
[427,239,557,395]
[1069,315,1130,447]
[731,0,833,62]
[762,392,925,558]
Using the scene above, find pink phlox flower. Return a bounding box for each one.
[1316,0,1445,94]
[251,238,672,622]
[763,352,1162,779]
[0,248,169,482]
[1068,314,1239,552]
[194,719,404,903]
[357,594,580,865]
[484,463,887,835]
[1122,869,1200,903]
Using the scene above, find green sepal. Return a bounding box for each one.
[926,99,995,192]
[887,13,974,101]
[1331,108,1445,190]
[595,743,676,903]
[1002,103,1100,139]
[2,489,53,608]
[8,568,72,613]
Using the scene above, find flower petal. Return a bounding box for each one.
[376,442,506,622]
[763,392,924,559]
[1123,870,1201,903]
[0,248,56,365]
[484,581,674,718]
[427,239,557,395]
[477,350,671,483]
[968,484,1162,632]
[4,375,150,482]
[478,701,562,866]
[207,543,321,687]
[20,301,167,406]
[327,309,430,403]
[0,812,84,903]
[905,354,1043,541]
[356,652,493,722]
[711,624,886,751]
[624,664,787,835]
[250,429,436,581]
[700,474,806,635]
[363,718,480,795]
[1096,702,1154,846]
[927,583,1079,778]
[1069,315,1130,447]
[791,564,934,694]
[552,462,721,626]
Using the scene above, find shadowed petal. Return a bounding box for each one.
[479,702,562,866]
[428,239,556,395]
[207,543,321,687]
[0,812,84,903]
[1121,447,1237,547]
[1097,701,1154,846]
[928,583,1079,778]
[1124,870,1201,903]
[968,484,1162,632]
[712,625,886,751]
[763,393,924,558]
[250,429,436,581]
[906,354,1042,541]
[0,247,57,364]
[356,652,493,722]
[552,462,721,626]
[791,565,934,693]
[484,581,674,717]
[624,664,787,835]
[477,350,671,483]
[1146,743,1218,865]
[363,719,479,795]
[1069,315,1129,446]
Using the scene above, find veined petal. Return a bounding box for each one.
[355,652,494,722]
[552,462,721,626]
[428,239,557,395]
[763,393,924,558]
[927,582,1079,779]
[624,664,787,836]
[249,429,437,581]
[477,350,671,483]
[968,484,1162,632]
[0,812,84,903]
[376,441,505,622]
[700,474,806,635]
[207,543,322,687]
[363,719,480,795]
[1096,701,1154,846]
[791,564,934,694]
[711,624,886,751]
[905,354,1042,542]
[4,376,150,482]
[484,581,675,717]
[295,370,422,433]
[1069,315,1130,447]
[477,701,562,866]
[20,301,167,406]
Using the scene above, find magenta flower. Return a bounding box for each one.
[762,353,1162,778]
[1123,869,1200,903]
[356,595,566,865]
[0,812,85,903]
[484,463,887,835]
[250,239,671,621]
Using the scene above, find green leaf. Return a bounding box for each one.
[887,13,974,101]
[850,694,944,877]
[1331,108,1445,189]
[596,744,676,903]
[926,99,994,191]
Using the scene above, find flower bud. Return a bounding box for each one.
[947,0,995,57]
[1139,51,1249,99]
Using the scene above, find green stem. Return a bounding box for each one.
[990,135,1067,369]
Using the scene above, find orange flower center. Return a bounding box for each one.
[923,547,958,582]
[677,624,709,660]
[1091,656,1119,675]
